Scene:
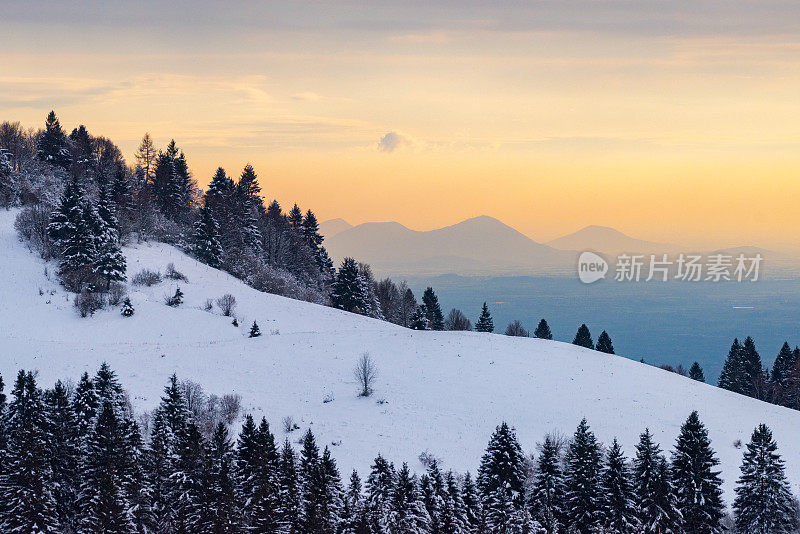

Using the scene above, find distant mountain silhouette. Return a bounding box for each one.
[324,215,574,276]
[319,218,352,239]
[546,225,681,255]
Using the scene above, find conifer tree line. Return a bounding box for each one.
[1,365,797,534]
[718,337,800,412]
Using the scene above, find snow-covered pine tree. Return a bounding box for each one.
[121,297,134,317]
[651,457,682,534]
[2,371,60,533]
[770,342,796,390]
[341,470,369,534]
[206,422,240,533]
[43,380,81,531]
[422,287,444,331]
[72,371,99,440]
[278,439,302,533]
[94,362,128,416]
[94,184,126,290]
[331,257,370,315]
[388,463,430,533]
[169,421,207,533]
[193,205,224,268]
[310,446,344,533]
[409,306,430,330]
[529,435,565,534]
[533,319,553,340]
[689,362,705,383]
[596,331,615,354]
[474,302,494,333]
[235,415,259,527]
[118,417,152,532]
[248,418,281,532]
[366,454,396,533]
[38,110,71,169]
[78,401,137,534]
[563,418,604,533]
[443,470,468,534]
[235,164,264,254]
[671,411,724,534]
[460,472,482,534]
[249,321,262,338]
[477,422,526,532]
[48,174,83,252]
[601,438,637,533]
[572,324,594,349]
[633,428,682,534]
[422,459,447,532]
[718,338,745,394]
[733,424,797,534]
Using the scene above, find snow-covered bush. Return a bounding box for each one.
[219,393,241,424]
[418,450,441,468]
[165,262,188,282]
[74,291,102,317]
[120,297,134,317]
[354,352,378,397]
[131,268,162,286]
[282,416,299,433]
[14,205,56,259]
[107,282,126,306]
[164,287,183,307]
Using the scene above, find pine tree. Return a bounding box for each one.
[2,371,60,533]
[121,297,134,317]
[671,411,724,534]
[529,435,565,533]
[409,306,429,330]
[94,184,127,289]
[689,362,705,383]
[474,303,494,333]
[207,422,240,533]
[249,321,262,338]
[422,460,446,533]
[733,424,797,534]
[719,338,745,393]
[248,418,281,532]
[135,133,157,185]
[332,258,370,315]
[48,175,84,256]
[533,319,553,340]
[443,470,467,534]
[288,204,304,229]
[572,324,594,349]
[740,336,766,399]
[79,401,136,534]
[366,454,396,533]
[477,422,526,532]
[301,446,343,534]
[421,287,444,331]
[461,472,482,534]
[44,380,81,531]
[278,439,302,534]
[73,371,99,439]
[564,418,603,533]
[169,421,207,533]
[596,331,615,354]
[601,439,637,533]
[38,110,70,169]
[388,463,430,533]
[193,205,224,268]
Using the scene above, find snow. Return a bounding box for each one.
[1,208,798,507]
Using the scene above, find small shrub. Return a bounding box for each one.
[203,298,214,311]
[282,416,299,433]
[108,282,126,306]
[216,294,237,317]
[353,352,378,397]
[165,287,183,307]
[249,321,261,338]
[120,297,134,317]
[323,392,335,404]
[165,263,188,282]
[733,439,743,449]
[418,450,440,468]
[132,269,162,286]
[270,329,280,335]
[232,318,239,327]
[74,291,101,317]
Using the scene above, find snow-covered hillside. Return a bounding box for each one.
[2,208,799,506]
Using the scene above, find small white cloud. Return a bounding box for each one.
[377,131,414,153]
[292,91,323,101]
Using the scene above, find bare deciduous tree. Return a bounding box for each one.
[354,352,378,397]
[216,293,237,316]
[505,320,529,337]
[444,308,472,331]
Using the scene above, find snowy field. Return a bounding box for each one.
[1,208,799,506]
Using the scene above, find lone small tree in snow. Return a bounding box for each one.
[596,331,615,354]
[216,294,237,317]
[573,324,594,349]
[120,297,134,317]
[249,321,261,338]
[504,320,529,337]
[165,286,183,307]
[689,362,705,382]
[475,303,494,333]
[534,318,553,340]
[353,353,377,397]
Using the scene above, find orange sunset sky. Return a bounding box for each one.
[2,1,800,250]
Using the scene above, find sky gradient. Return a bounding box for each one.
[2,1,800,249]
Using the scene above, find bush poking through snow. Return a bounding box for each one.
[165,287,183,307]
[232,318,239,327]
[121,297,134,317]
[282,416,299,433]
[74,291,101,317]
[164,262,188,282]
[203,298,213,311]
[107,282,126,306]
[216,293,237,316]
[132,268,162,286]
[354,352,378,397]
[220,393,241,424]
[249,320,261,338]
[323,392,335,404]
[418,450,441,468]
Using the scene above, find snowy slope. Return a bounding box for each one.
[1,208,799,506]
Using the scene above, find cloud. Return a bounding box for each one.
[292,91,323,101]
[377,131,415,153]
